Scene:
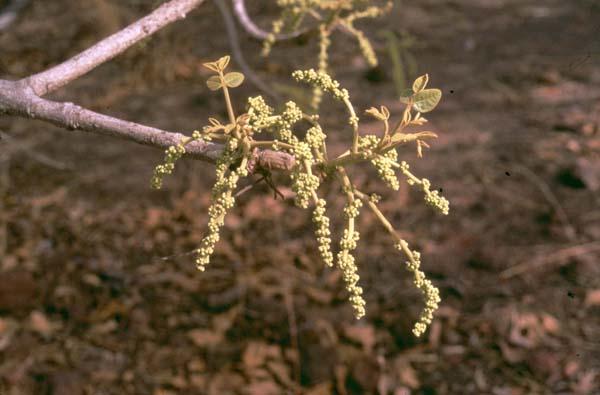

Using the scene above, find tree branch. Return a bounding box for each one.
[0,0,295,172]
[214,0,281,101]
[231,0,305,41]
[24,0,206,97]
[0,80,223,160]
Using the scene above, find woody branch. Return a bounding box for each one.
[0,0,295,171]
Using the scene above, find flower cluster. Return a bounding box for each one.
[151,61,448,337]
[421,179,450,215]
[263,0,392,107]
[312,198,334,267]
[343,198,363,220]
[151,131,202,189]
[195,148,248,272]
[247,96,275,129]
[336,192,365,318]
[151,144,185,189]
[395,244,441,337]
[292,69,349,101]
[359,135,400,190]
[291,170,319,208]
[305,125,326,153]
[399,161,449,215]
[337,226,365,319]
[312,24,331,108]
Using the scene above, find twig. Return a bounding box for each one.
[24,0,205,96]
[500,241,600,279]
[213,0,281,101]
[233,175,264,198]
[0,0,29,32]
[0,79,223,161]
[231,0,305,41]
[0,0,295,172]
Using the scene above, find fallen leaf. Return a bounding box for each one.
[573,370,598,394]
[244,380,280,395]
[0,317,18,351]
[305,382,332,395]
[243,342,270,369]
[187,329,223,347]
[584,289,600,307]
[343,325,376,353]
[564,359,580,377]
[540,313,561,335]
[29,310,57,338]
[499,341,525,364]
[266,361,294,388]
[576,158,600,191]
[395,359,420,389]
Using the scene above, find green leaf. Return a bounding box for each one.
[216,55,230,71]
[399,88,414,104]
[202,61,219,72]
[206,76,222,91]
[223,72,245,88]
[365,107,386,120]
[412,89,441,113]
[412,74,429,93]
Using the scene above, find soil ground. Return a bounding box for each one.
[1,0,599,394]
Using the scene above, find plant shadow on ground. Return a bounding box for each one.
[0,0,599,394]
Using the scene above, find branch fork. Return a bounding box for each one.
[0,0,294,172]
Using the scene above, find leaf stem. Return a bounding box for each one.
[219,71,237,124]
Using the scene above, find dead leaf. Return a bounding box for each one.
[187,329,223,347]
[187,359,206,373]
[89,320,118,335]
[335,365,348,395]
[530,81,600,105]
[29,310,57,338]
[564,359,580,377]
[304,285,333,304]
[474,368,488,391]
[266,361,294,388]
[244,380,280,395]
[89,300,128,323]
[305,382,332,395]
[144,207,167,228]
[576,158,600,191]
[28,187,67,208]
[212,306,241,333]
[499,341,526,364]
[573,370,598,394]
[243,341,270,369]
[208,371,245,395]
[540,313,560,335]
[584,289,600,307]
[343,325,376,353]
[428,320,442,349]
[395,359,420,389]
[0,317,18,352]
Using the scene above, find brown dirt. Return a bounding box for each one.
[1,0,599,394]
